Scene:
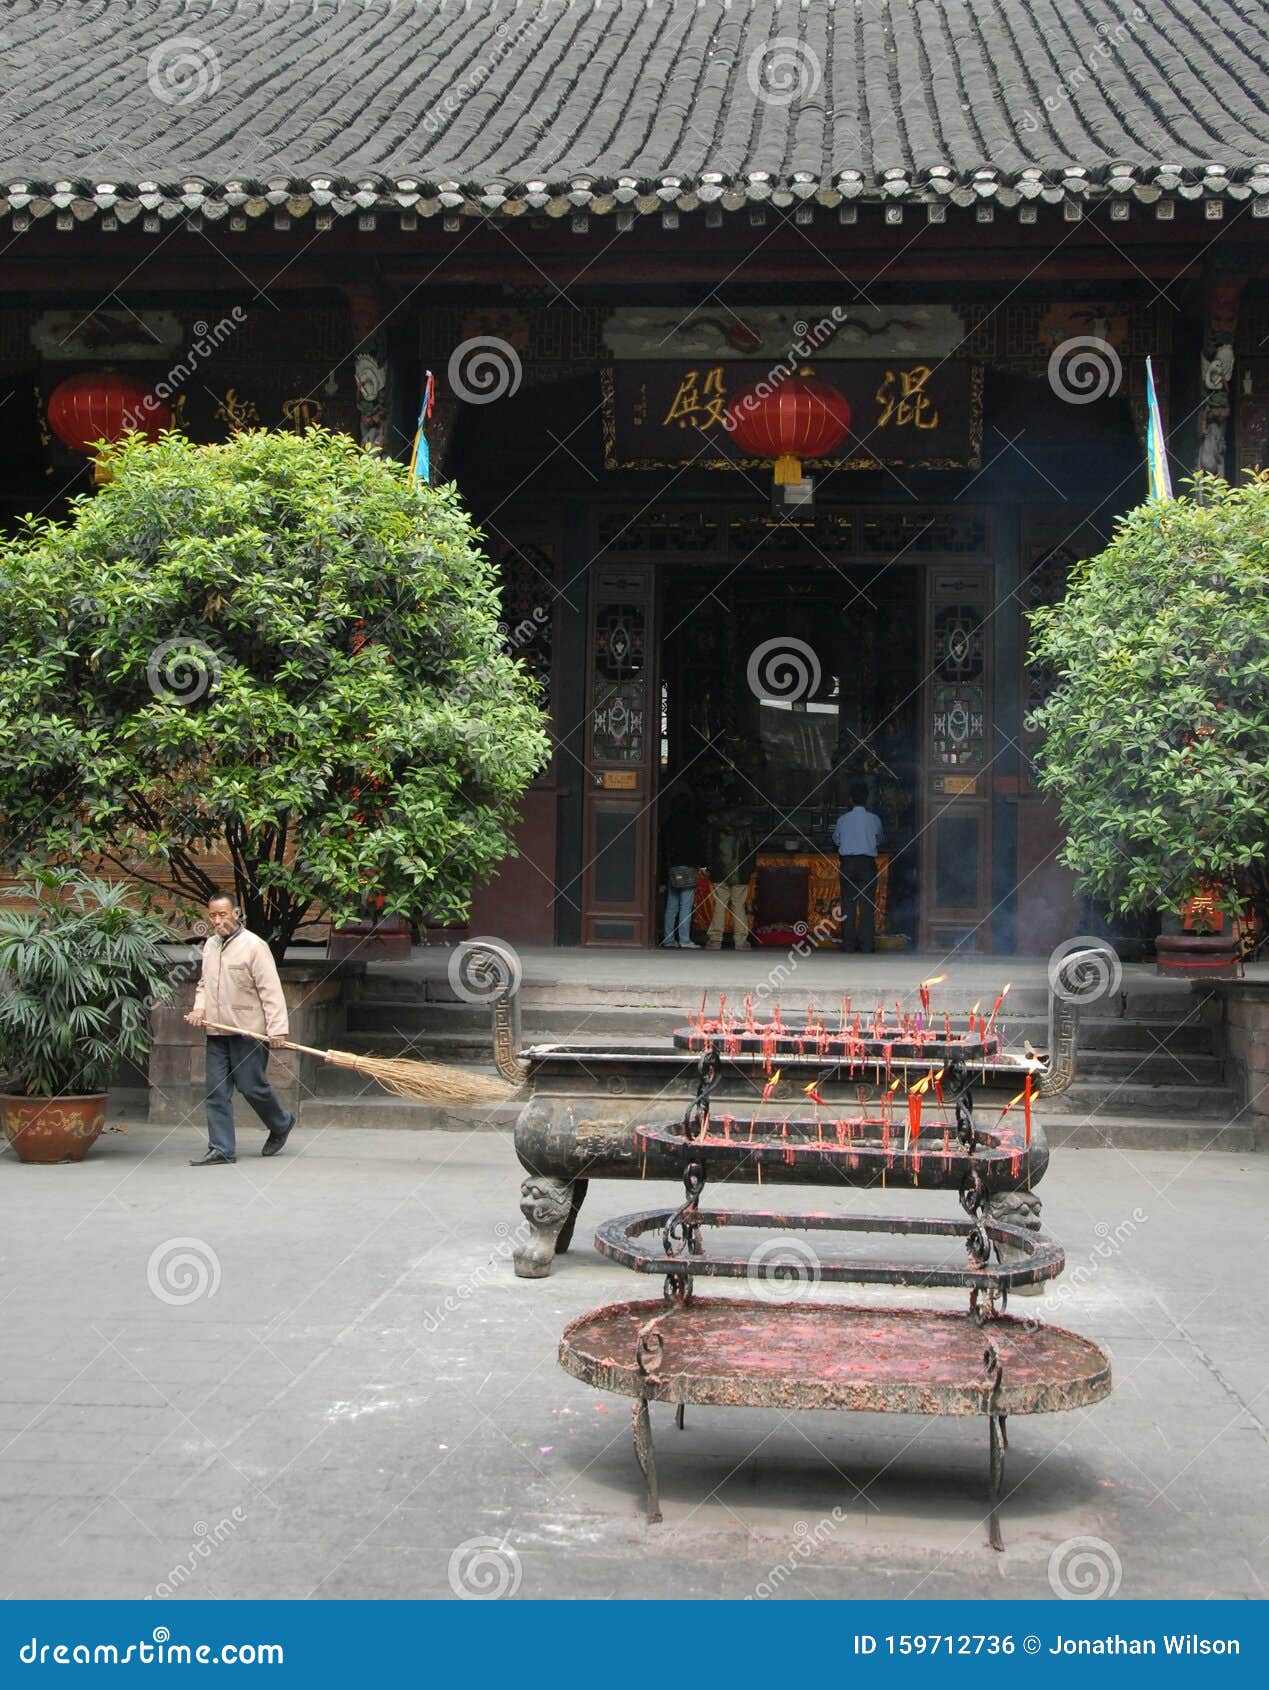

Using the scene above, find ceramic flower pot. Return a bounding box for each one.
[0,1093,109,1163]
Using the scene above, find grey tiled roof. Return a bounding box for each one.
[2,0,1269,231]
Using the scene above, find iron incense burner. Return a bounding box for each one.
[497,960,1099,1278]
[558,1052,1112,1549]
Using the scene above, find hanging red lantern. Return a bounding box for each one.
[46,369,171,462]
[724,371,851,485]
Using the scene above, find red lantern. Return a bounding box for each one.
[47,369,171,458]
[724,371,850,484]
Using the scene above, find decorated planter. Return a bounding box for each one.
[1155,932,1240,979]
[1,1093,109,1163]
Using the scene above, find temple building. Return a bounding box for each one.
[2,0,1268,953]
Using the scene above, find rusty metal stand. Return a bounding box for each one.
[987,1413,1009,1554]
[631,1397,661,1524]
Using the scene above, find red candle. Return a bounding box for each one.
[1024,1072,1033,1146]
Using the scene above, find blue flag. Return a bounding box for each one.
[1145,355,1172,501]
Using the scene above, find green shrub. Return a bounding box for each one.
[1029,473,1269,930]
[0,428,549,954]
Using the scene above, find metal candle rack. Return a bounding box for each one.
[558,1050,1113,1549]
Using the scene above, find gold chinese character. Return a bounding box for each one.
[662,365,728,431]
[214,389,260,433]
[875,364,939,430]
[281,397,324,433]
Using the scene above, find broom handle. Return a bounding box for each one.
[202,1019,330,1061]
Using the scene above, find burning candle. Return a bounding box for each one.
[1024,1072,1033,1146]
[985,982,1011,1036]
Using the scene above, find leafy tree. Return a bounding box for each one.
[0,429,549,956]
[1028,473,1269,932]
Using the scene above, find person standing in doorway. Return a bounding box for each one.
[832,780,884,953]
[660,791,707,948]
[184,893,295,1164]
[705,799,755,950]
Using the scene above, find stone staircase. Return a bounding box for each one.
[294,965,1256,1151]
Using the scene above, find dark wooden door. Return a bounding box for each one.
[580,564,656,945]
[920,568,994,953]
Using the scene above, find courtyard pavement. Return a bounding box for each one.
[1,1123,1265,1601]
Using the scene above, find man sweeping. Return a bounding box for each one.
[184,893,295,1165]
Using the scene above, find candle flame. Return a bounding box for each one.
[920,974,948,987]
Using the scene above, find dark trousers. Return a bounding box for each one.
[204,1035,291,1156]
[839,855,878,952]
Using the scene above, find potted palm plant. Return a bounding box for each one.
[0,869,173,1163]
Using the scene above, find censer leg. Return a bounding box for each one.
[986,1413,1008,1552]
[675,1402,685,1431]
[554,1179,590,1255]
[632,1396,662,1524]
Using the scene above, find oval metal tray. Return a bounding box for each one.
[594,1206,1064,1290]
[560,1297,1109,1415]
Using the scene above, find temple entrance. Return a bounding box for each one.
[658,560,924,950]
[577,503,998,951]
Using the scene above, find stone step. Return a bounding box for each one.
[292,1094,522,1131]
[305,1044,1237,1121]
[284,1090,1259,1150]
[344,998,1219,1054]
[1048,1079,1240,1120]
[1043,1112,1259,1152]
[325,1033,1226,1096]
[358,964,1215,1020]
[1074,1050,1225,1085]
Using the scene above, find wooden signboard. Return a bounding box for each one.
[603,359,983,471]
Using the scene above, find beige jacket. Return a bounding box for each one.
[192,928,289,1041]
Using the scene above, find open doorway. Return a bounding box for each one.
[658,561,923,949]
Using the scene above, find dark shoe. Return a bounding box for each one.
[262,1114,295,1157]
[190,1149,235,1166]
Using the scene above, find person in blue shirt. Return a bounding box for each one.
[831,780,885,953]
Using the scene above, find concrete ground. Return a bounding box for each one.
[1,1122,1265,1601]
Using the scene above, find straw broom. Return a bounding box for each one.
[204,1022,518,1105]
